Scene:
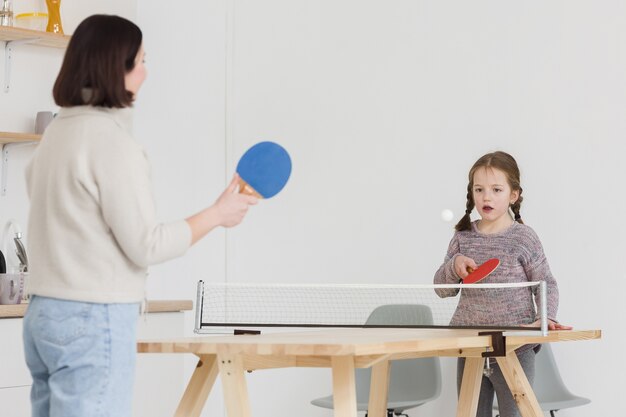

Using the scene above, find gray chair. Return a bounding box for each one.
[311,304,442,417]
[494,343,590,417]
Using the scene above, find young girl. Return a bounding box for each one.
[22,15,258,417]
[433,151,571,417]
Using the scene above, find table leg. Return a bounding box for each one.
[456,357,484,417]
[218,353,251,417]
[496,350,543,417]
[331,356,358,417]
[367,360,391,417]
[174,354,219,417]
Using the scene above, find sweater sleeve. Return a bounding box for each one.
[433,232,462,298]
[519,227,559,321]
[89,132,192,268]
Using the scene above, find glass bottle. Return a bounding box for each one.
[45,0,63,34]
[0,0,13,27]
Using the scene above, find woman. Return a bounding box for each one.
[23,14,257,417]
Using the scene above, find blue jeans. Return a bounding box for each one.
[23,296,140,417]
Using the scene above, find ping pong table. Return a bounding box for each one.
[137,328,600,417]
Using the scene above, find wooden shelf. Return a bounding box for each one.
[0,300,194,318]
[0,132,41,145]
[0,26,69,48]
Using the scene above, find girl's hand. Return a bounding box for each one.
[215,174,258,228]
[526,319,573,330]
[454,255,478,281]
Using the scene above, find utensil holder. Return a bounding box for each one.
[0,272,26,305]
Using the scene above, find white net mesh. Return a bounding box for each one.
[195,281,546,331]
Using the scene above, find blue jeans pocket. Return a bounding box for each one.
[35,300,93,346]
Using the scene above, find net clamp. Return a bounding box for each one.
[234,329,261,335]
[478,331,506,357]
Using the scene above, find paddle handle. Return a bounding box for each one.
[238,177,263,198]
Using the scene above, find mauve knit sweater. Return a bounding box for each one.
[433,221,559,328]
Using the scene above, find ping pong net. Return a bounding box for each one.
[194,281,549,335]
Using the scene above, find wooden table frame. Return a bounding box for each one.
[137,328,600,417]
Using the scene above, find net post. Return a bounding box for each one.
[540,280,548,336]
[194,280,205,334]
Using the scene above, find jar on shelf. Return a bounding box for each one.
[0,0,13,27]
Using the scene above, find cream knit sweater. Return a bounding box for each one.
[25,106,191,303]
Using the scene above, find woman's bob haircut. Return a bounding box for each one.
[53,14,142,108]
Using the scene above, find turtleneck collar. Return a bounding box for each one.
[56,105,135,135]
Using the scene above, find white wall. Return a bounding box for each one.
[137,1,622,416]
[2,0,622,416]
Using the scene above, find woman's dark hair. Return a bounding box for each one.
[53,14,142,108]
[455,151,524,231]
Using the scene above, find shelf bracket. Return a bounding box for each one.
[1,142,37,196]
[4,38,40,93]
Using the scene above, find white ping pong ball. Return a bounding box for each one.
[441,209,454,222]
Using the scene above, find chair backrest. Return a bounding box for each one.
[364,304,434,327]
[533,344,584,402]
[494,343,590,413]
[354,304,442,405]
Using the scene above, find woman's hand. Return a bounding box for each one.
[186,174,258,245]
[454,255,477,281]
[214,174,258,228]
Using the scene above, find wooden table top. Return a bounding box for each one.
[138,328,601,357]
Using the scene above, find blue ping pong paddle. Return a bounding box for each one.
[236,141,292,199]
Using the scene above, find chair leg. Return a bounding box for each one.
[550,411,556,417]
[364,410,395,417]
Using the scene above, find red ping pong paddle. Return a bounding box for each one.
[464,258,500,284]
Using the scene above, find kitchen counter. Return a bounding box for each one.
[0,299,193,319]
